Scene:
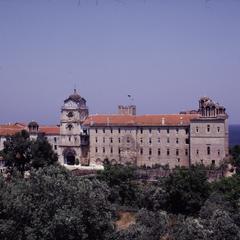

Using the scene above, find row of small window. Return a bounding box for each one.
[195,125,221,133]
[67,136,78,142]
[140,148,189,156]
[95,137,190,144]
[95,128,189,135]
[95,147,189,156]
[204,146,221,156]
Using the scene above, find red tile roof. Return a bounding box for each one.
[0,123,60,136]
[39,126,60,135]
[84,114,199,127]
[0,123,27,136]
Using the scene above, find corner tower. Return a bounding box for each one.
[58,89,89,166]
[190,97,229,166]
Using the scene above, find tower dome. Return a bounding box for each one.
[68,89,82,102]
[28,121,39,133]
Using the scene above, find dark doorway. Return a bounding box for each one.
[63,148,76,165]
[66,154,75,165]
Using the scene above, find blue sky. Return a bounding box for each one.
[0,0,239,124]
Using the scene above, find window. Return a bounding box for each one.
[140,148,143,155]
[54,145,57,150]
[217,127,220,132]
[207,125,210,133]
[118,148,121,154]
[176,128,179,134]
[185,149,188,156]
[118,138,121,143]
[207,146,211,155]
[167,149,170,156]
[110,128,113,134]
[149,138,152,144]
[167,129,170,134]
[110,147,113,154]
[196,126,199,133]
[158,149,161,156]
[103,137,105,143]
[218,150,220,156]
[212,160,215,165]
[95,137,98,143]
[149,148,152,156]
[110,137,113,143]
[167,138,170,143]
[69,136,71,142]
[118,128,121,134]
[95,129,98,134]
[185,129,189,134]
[67,124,73,131]
[103,128,105,133]
[140,128,143,134]
[158,128,161,133]
[177,158,180,163]
[103,147,105,153]
[197,149,199,155]
[158,138,161,143]
[176,138,179,144]
[127,137,130,143]
[176,149,179,156]
[54,137,57,143]
[140,138,143,143]
[185,138,190,144]
[149,129,152,134]
[95,147,98,153]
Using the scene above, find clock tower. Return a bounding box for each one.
[58,89,89,166]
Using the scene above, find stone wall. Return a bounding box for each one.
[89,126,191,168]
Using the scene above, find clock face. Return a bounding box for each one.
[67,111,74,118]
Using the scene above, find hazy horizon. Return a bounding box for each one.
[0,0,239,124]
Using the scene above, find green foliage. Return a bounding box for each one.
[230,145,240,174]
[1,130,32,174]
[0,166,114,240]
[199,192,233,220]
[209,210,240,240]
[113,209,168,240]
[163,165,210,215]
[171,217,210,240]
[212,174,240,208]
[137,181,166,211]
[97,164,139,206]
[0,130,58,174]
[30,136,58,169]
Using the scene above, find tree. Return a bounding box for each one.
[209,210,240,240]
[212,174,240,209]
[0,166,114,240]
[0,130,58,174]
[97,163,139,206]
[1,130,32,174]
[113,209,168,240]
[163,165,210,215]
[230,145,240,174]
[30,135,58,169]
[171,217,210,240]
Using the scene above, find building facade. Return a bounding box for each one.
[0,91,229,170]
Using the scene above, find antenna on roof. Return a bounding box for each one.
[127,94,134,105]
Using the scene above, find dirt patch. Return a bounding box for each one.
[115,211,136,230]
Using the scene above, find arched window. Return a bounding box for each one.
[207,146,211,155]
[67,124,73,131]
